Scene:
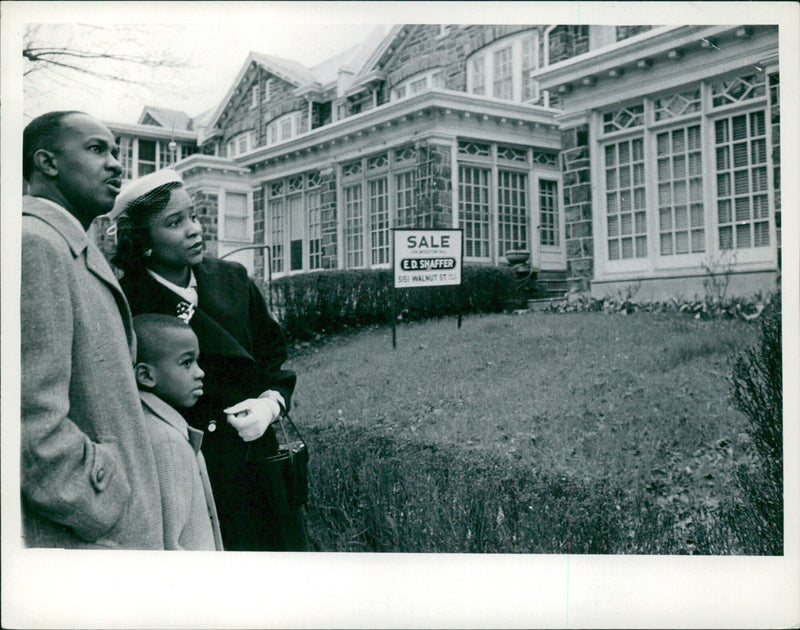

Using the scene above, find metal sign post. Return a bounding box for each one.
[392,228,463,348]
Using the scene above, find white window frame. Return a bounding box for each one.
[593,73,776,280]
[368,177,390,266]
[250,83,259,109]
[227,130,254,158]
[218,187,253,243]
[391,68,445,102]
[466,29,541,103]
[307,188,323,271]
[538,178,560,249]
[266,111,302,146]
[343,182,364,269]
[497,168,529,257]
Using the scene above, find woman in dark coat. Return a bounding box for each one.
[109,169,305,551]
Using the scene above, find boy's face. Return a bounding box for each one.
[146,327,205,408]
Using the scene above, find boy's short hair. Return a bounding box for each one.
[133,313,194,364]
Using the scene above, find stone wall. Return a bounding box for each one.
[414,142,453,228]
[217,65,309,153]
[548,26,590,64]
[192,189,219,258]
[319,168,338,269]
[560,125,593,291]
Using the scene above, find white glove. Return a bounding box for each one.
[224,397,282,442]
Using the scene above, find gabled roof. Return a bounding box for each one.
[207,26,390,131]
[357,25,407,75]
[138,106,193,131]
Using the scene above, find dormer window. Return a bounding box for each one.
[266,111,303,146]
[391,68,446,102]
[227,130,254,157]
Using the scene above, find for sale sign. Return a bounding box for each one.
[393,229,462,288]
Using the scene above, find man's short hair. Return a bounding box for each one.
[133,313,194,364]
[23,110,85,182]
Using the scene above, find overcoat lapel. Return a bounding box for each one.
[23,197,136,353]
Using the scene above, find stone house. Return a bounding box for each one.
[104,24,781,300]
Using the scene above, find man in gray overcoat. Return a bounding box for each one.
[21,111,164,548]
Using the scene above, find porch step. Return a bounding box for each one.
[534,269,568,299]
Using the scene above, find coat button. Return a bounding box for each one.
[208,420,216,432]
[96,468,106,482]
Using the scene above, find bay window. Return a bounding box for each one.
[597,71,775,276]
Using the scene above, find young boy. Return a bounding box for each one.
[132,313,223,550]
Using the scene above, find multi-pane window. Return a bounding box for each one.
[493,47,513,99]
[603,103,644,134]
[392,69,445,101]
[227,132,252,157]
[250,84,259,109]
[159,142,175,168]
[657,125,705,255]
[654,88,701,121]
[369,178,390,265]
[138,140,156,176]
[459,166,491,259]
[117,136,133,180]
[715,110,770,249]
[497,170,528,256]
[539,179,559,246]
[223,192,249,241]
[711,71,766,108]
[605,138,647,260]
[307,190,322,270]
[266,112,301,146]
[395,171,416,228]
[466,30,546,103]
[269,197,285,273]
[344,184,364,268]
[280,118,292,141]
[410,77,427,94]
[471,55,485,95]
[521,35,539,102]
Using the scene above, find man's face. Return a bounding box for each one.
[149,327,205,409]
[52,113,123,218]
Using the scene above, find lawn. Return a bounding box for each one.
[285,311,765,554]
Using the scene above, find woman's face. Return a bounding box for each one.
[146,187,204,270]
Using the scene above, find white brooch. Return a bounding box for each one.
[176,301,196,323]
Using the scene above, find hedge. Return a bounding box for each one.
[268,265,516,341]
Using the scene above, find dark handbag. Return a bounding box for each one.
[244,412,309,513]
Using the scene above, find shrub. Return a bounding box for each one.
[302,423,627,553]
[729,297,783,554]
[269,265,516,341]
[543,290,776,322]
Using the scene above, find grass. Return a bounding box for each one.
[285,311,764,553]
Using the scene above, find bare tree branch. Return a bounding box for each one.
[23,23,192,110]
